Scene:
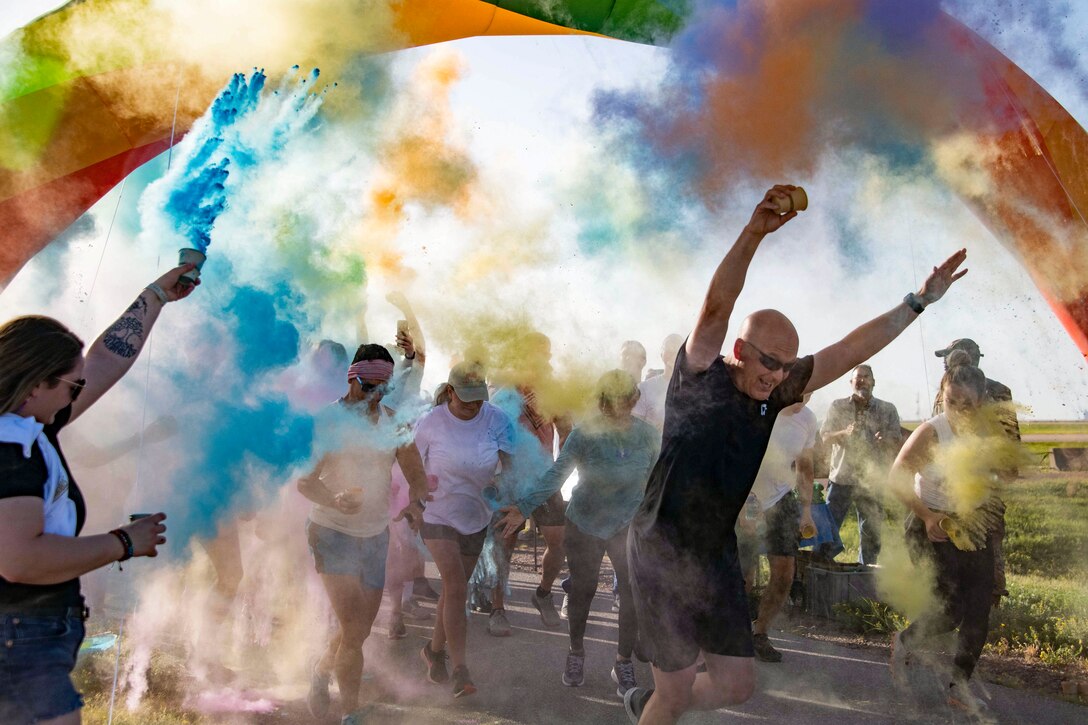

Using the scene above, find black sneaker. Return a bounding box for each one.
[562,650,585,687]
[420,643,449,684]
[624,687,653,723]
[752,633,782,663]
[611,659,637,696]
[413,577,440,601]
[452,665,477,698]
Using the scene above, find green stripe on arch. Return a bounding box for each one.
[488,0,690,44]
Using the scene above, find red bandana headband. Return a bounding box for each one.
[347,360,394,382]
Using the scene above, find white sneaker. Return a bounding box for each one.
[532,590,562,628]
[488,609,512,637]
[560,594,569,620]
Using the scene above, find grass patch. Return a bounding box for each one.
[989,575,1088,666]
[1003,477,1088,579]
[1020,421,1088,436]
[834,598,907,635]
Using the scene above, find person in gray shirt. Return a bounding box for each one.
[816,365,901,564]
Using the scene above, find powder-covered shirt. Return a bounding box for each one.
[309,403,399,538]
[516,415,660,540]
[414,402,515,535]
[631,344,814,562]
[750,405,819,510]
[0,405,86,609]
[915,414,956,512]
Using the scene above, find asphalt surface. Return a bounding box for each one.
[285,564,1085,725]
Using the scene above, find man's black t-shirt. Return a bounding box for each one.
[631,345,814,562]
[0,405,86,609]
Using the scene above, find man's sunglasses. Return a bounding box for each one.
[743,341,796,374]
[356,378,389,394]
[54,376,87,402]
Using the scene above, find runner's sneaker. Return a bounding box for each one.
[562,650,585,687]
[413,577,440,600]
[752,633,782,663]
[307,659,331,718]
[341,708,370,725]
[488,609,512,637]
[452,665,477,698]
[624,686,653,723]
[532,589,562,628]
[402,598,432,620]
[420,643,449,684]
[560,593,569,620]
[611,659,637,697]
[612,591,621,612]
[889,630,912,690]
[948,678,991,716]
[388,615,407,640]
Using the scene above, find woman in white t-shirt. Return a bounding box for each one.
[414,362,515,699]
[887,363,1008,712]
[297,344,429,725]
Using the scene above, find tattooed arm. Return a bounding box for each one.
[70,264,198,422]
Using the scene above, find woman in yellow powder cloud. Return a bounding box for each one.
[887,363,1005,714]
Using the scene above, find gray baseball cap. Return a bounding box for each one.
[448,362,489,402]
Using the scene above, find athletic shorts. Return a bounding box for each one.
[532,491,567,527]
[763,494,801,557]
[306,520,389,590]
[629,529,754,671]
[0,612,85,724]
[421,522,488,558]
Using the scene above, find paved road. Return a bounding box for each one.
[266,565,1084,725]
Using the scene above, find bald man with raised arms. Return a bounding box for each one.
[624,185,968,724]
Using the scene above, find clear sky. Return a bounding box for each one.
[3,1,1087,420]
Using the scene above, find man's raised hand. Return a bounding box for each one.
[744,184,801,236]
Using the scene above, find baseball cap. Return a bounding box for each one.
[448,362,489,402]
[934,338,983,358]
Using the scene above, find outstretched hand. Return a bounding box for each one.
[152,264,200,301]
[744,185,801,236]
[496,505,527,539]
[394,494,433,532]
[918,248,968,305]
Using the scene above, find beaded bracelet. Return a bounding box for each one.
[110,528,134,563]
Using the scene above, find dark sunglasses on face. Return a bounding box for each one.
[54,376,86,402]
[356,378,388,395]
[743,340,796,374]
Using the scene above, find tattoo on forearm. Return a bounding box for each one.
[103,297,147,358]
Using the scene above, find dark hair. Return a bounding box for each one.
[0,316,84,415]
[318,339,348,367]
[939,363,986,400]
[596,369,639,411]
[351,343,394,365]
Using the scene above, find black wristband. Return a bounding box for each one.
[110,528,134,562]
[903,292,926,314]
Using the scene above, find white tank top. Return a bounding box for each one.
[914,414,954,512]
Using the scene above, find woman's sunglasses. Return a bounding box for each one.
[54,376,87,402]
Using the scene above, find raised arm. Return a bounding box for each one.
[806,249,967,394]
[686,186,800,372]
[72,264,198,422]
